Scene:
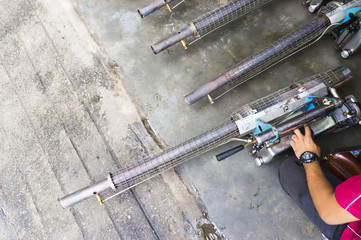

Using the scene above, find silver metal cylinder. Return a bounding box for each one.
[185,15,331,105]
[59,121,240,208]
[137,0,174,18]
[254,102,338,145]
[151,0,271,54]
[341,27,361,58]
[254,116,338,165]
[59,179,110,208]
[341,50,350,58]
[151,27,193,54]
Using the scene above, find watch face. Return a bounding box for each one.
[303,152,313,159]
[300,151,318,163]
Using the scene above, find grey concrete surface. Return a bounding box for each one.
[0,0,204,239]
[76,0,361,239]
[1,0,360,239]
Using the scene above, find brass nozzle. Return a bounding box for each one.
[181,40,188,49]
[207,95,214,104]
[245,140,256,147]
[166,4,172,12]
[96,194,103,205]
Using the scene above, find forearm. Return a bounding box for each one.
[290,125,359,224]
[303,161,359,225]
[304,161,335,221]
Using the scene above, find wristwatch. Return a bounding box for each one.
[299,151,319,164]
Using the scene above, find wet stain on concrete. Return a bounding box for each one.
[197,213,227,240]
[248,187,264,211]
[253,187,260,197]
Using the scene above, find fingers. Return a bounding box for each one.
[293,125,311,139]
[293,128,303,139]
[291,125,319,159]
[290,139,295,148]
[304,125,311,138]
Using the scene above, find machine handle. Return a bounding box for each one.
[216,145,244,161]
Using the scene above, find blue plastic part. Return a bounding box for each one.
[342,7,361,23]
[252,120,279,143]
[301,96,336,112]
[253,96,338,144]
[301,96,319,112]
[333,7,361,41]
[253,119,272,135]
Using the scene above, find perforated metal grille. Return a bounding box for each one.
[112,120,240,191]
[223,15,331,90]
[319,2,342,15]
[193,0,271,38]
[232,68,346,119]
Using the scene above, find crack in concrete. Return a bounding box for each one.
[141,117,166,150]
[130,189,162,240]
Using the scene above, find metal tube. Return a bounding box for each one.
[255,99,360,165]
[193,0,271,36]
[151,0,272,54]
[137,0,175,18]
[59,179,110,208]
[341,28,361,58]
[184,15,331,105]
[255,116,338,166]
[112,121,238,185]
[59,121,239,208]
[151,27,193,54]
[254,101,339,144]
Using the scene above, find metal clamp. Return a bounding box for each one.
[107,173,117,190]
[189,22,199,38]
[270,126,279,142]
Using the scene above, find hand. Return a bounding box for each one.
[290,125,321,159]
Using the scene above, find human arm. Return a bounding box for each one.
[290,125,360,225]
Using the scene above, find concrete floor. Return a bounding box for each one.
[77,0,361,239]
[1,0,203,239]
[0,0,360,239]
